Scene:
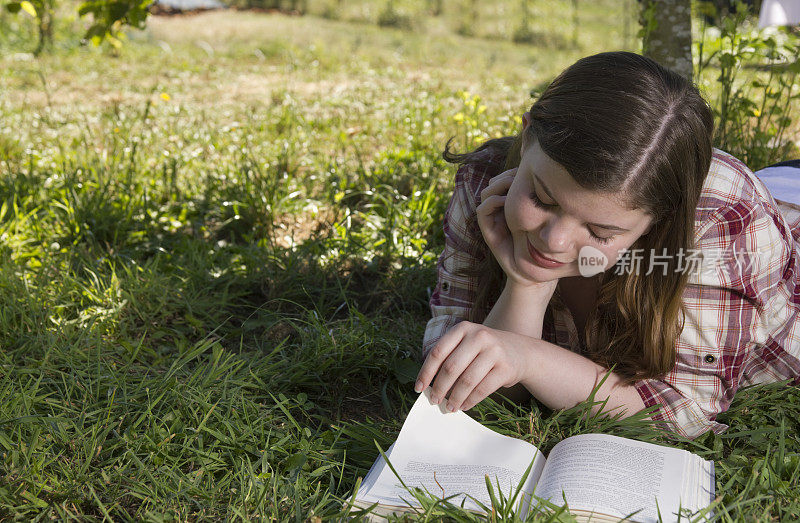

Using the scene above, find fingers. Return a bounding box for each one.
[427,340,483,406]
[460,371,509,411]
[416,323,512,413]
[480,169,516,203]
[415,322,472,395]
[477,194,512,253]
[477,170,515,240]
[476,194,507,220]
[443,352,496,412]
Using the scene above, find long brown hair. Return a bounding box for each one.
[443,52,714,382]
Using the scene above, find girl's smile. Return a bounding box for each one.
[526,239,567,268]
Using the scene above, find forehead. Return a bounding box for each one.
[521,141,649,223]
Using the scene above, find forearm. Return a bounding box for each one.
[483,282,551,339]
[518,337,646,416]
[482,282,553,403]
[416,310,646,417]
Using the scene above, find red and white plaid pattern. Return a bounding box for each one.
[423,148,800,439]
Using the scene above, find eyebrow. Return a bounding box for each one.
[534,175,631,232]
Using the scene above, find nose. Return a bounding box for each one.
[537,215,573,254]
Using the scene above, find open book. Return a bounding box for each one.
[350,390,715,522]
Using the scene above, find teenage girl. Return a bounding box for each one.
[414,51,800,439]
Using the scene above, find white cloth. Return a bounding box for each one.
[759,0,800,28]
[755,164,800,204]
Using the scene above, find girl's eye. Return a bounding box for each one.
[590,231,614,245]
[529,192,557,208]
[530,190,615,245]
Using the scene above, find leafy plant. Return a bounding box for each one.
[77,0,152,49]
[695,1,800,169]
[2,0,153,52]
[4,0,55,54]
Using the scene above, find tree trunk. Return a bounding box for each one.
[640,0,693,81]
[34,9,53,56]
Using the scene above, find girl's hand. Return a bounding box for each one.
[414,321,535,412]
[477,169,547,289]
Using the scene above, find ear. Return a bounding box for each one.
[642,218,654,236]
[521,111,533,150]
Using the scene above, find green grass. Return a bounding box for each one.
[1,2,799,520]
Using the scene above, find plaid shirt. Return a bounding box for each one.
[423,148,800,439]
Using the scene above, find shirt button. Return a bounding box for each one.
[704,354,716,364]
[441,281,450,292]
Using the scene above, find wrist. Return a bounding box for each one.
[517,338,543,394]
[484,282,553,339]
[502,279,557,303]
[514,335,543,389]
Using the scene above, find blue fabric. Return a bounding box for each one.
[755,162,800,205]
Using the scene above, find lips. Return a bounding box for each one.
[527,240,567,268]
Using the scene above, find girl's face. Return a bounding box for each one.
[504,121,654,282]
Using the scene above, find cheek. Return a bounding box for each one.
[602,246,622,266]
[503,190,535,229]
[502,192,523,228]
[600,239,634,266]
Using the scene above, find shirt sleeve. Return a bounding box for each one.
[422,159,498,359]
[635,198,793,439]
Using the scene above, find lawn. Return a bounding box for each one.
[1,1,799,520]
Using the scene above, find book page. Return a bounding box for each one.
[356,389,546,513]
[533,433,706,522]
[682,453,715,517]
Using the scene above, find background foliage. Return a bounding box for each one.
[696,1,800,167]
